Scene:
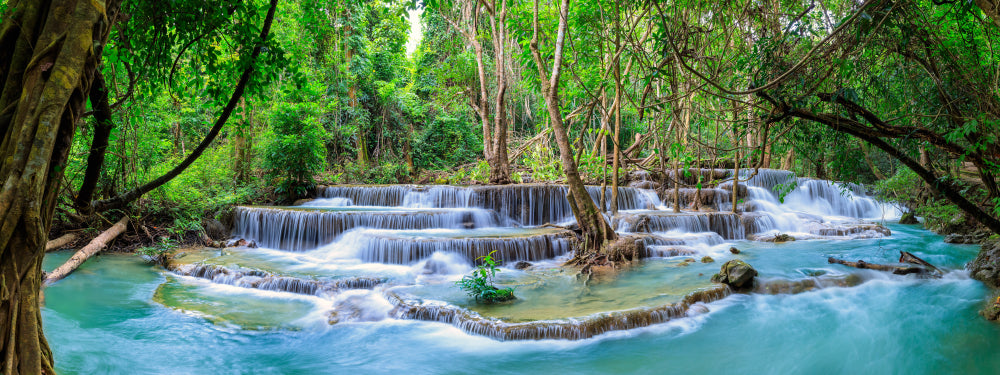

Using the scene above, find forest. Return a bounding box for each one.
[3,0,1000,373]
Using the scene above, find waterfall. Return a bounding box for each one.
[232,207,499,251]
[309,228,575,265]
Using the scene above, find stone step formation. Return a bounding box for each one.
[162,168,901,339]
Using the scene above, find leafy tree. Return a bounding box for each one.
[264,103,327,200]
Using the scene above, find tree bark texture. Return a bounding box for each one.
[0,0,120,372]
[44,234,78,253]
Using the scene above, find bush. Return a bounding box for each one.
[263,102,327,199]
[456,251,515,303]
[412,115,482,170]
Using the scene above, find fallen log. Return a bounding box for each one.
[899,251,942,275]
[45,216,129,285]
[827,256,938,277]
[45,233,78,252]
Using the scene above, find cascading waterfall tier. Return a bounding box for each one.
[232,206,498,251]
[335,228,576,265]
[179,168,905,342]
[166,261,385,296]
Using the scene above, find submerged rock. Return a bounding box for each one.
[711,259,758,289]
[899,211,919,225]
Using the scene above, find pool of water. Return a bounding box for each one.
[42,224,1000,374]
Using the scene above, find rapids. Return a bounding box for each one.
[41,169,1000,373]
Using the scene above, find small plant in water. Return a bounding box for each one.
[135,237,178,265]
[456,251,515,303]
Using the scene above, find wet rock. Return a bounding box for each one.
[981,291,1000,321]
[514,261,532,270]
[711,259,758,289]
[292,198,314,206]
[946,230,990,244]
[899,211,919,225]
[729,247,740,254]
[203,219,228,241]
[701,256,714,263]
[968,238,1000,288]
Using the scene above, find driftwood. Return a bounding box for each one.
[44,233,78,252]
[45,217,129,285]
[828,251,942,277]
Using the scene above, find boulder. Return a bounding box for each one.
[203,218,228,241]
[969,238,1000,288]
[982,292,1000,321]
[899,211,919,225]
[945,230,990,244]
[711,259,758,289]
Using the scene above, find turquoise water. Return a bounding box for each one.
[42,224,1000,374]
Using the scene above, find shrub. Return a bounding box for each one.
[263,102,327,200]
[456,251,515,303]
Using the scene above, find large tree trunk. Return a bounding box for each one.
[0,0,120,372]
[530,0,616,252]
[45,217,129,284]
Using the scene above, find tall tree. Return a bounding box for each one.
[436,0,513,184]
[529,0,616,251]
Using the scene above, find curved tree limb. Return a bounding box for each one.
[91,0,281,213]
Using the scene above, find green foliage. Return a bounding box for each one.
[522,145,562,182]
[875,168,924,208]
[263,102,327,199]
[916,200,966,234]
[456,251,515,303]
[412,115,482,169]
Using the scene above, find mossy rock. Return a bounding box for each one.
[712,259,758,289]
[774,234,796,243]
[899,211,919,225]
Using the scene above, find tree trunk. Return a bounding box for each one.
[0,0,120,372]
[74,70,115,214]
[91,0,280,213]
[610,10,623,215]
[45,217,129,284]
[827,257,935,277]
[529,0,616,252]
[782,146,795,170]
[45,234,78,252]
